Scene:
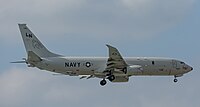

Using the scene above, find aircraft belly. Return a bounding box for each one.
[132,67,171,76]
[75,70,94,75]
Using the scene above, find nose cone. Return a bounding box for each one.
[186,64,193,72]
[190,66,193,71]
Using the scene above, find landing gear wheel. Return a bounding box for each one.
[108,75,115,82]
[174,78,178,83]
[100,79,107,86]
[123,67,127,74]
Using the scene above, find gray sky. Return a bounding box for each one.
[0,0,199,107]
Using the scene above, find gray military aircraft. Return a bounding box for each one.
[12,24,193,86]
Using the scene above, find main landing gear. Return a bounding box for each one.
[107,75,115,81]
[100,79,107,86]
[100,74,116,86]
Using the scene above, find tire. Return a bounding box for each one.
[174,79,178,83]
[123,67,127,74]
[108,75,115,81]
[100,79,107,86]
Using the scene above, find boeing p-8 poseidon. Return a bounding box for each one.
[12,24,193,86]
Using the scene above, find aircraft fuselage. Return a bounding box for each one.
[36,57,192,78]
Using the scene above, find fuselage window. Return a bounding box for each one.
[152,61,155,65]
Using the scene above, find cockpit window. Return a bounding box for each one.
[180,62,185,64]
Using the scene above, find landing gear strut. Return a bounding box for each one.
[100,79,107,86]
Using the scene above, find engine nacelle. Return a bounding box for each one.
[112,76,129,82]
[110,65,143,82]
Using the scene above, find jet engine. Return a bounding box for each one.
[111,76,129,82]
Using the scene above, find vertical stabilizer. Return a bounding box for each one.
[18,24,61,58]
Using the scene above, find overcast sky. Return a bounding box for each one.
[0,0,200,107]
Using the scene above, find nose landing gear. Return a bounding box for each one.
[173,75,179,83]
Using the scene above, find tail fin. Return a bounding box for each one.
[18,24,61,58]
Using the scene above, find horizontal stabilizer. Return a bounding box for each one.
[11,58,28,64]
[10,61,26,63]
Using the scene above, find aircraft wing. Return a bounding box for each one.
[105,45,128,73]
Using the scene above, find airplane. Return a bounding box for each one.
[12,24,193,86]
